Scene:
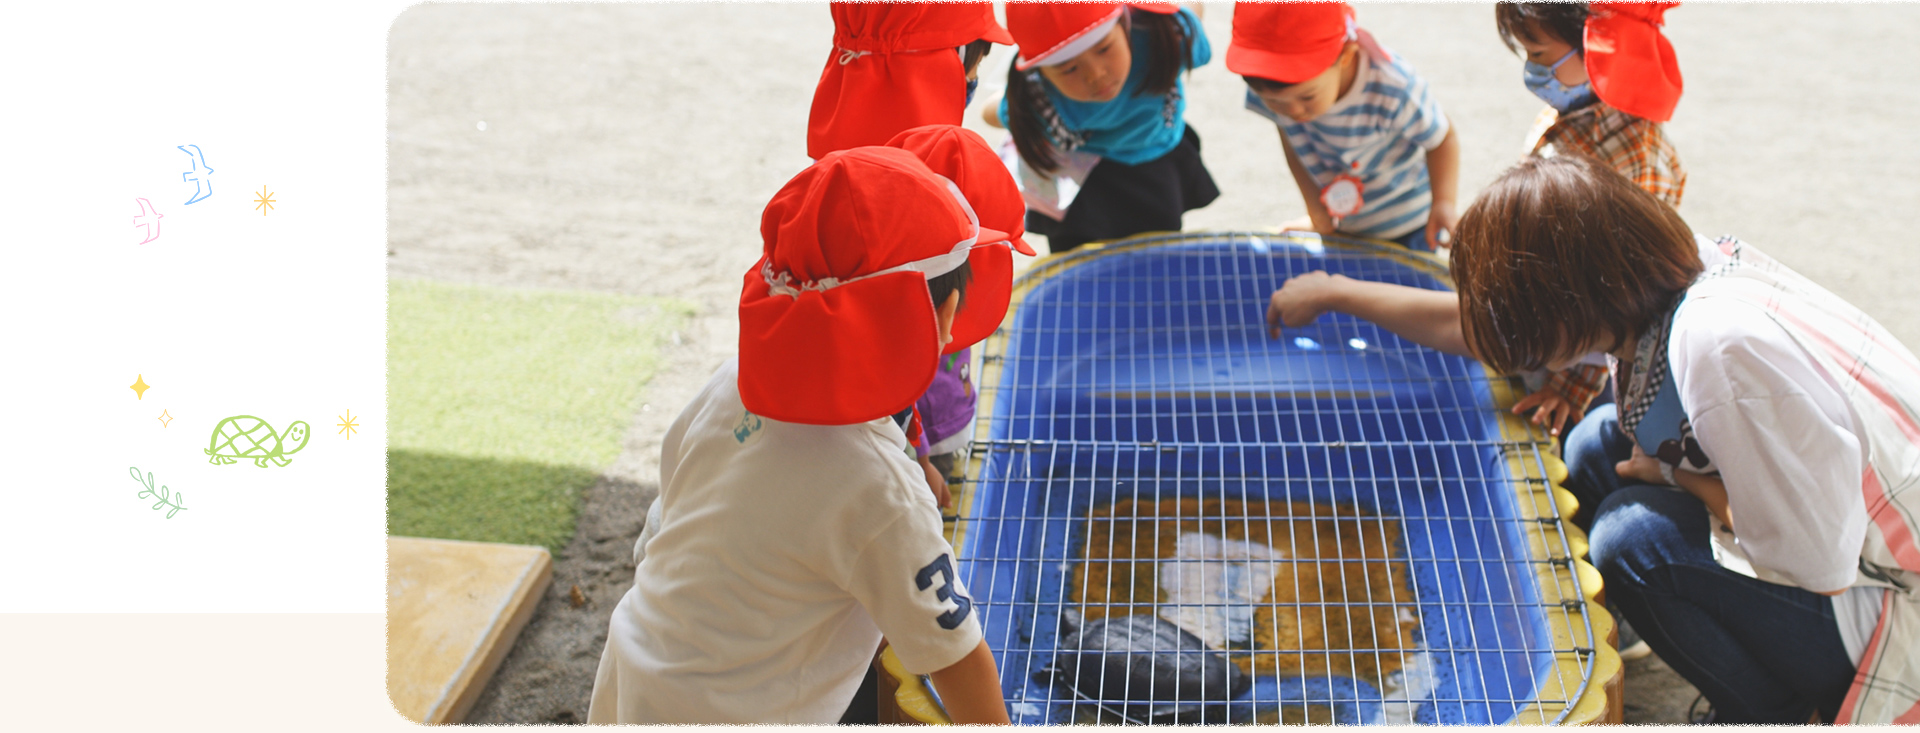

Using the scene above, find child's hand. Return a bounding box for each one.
[1511,388,1581,437]
[1266,271,1343,338]
[1425,199,1459,252]
[918,455,952,509]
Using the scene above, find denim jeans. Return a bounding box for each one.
[1561,405,1856,723]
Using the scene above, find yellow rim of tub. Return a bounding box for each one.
[895,231,1618,726]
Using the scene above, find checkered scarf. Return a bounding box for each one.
[1614,237,1745,447]
[1612,293,1684,443]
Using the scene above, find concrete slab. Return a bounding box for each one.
[387,536,552,725]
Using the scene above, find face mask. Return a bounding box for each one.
[966,76,980,106]
[1523,49,1596,113]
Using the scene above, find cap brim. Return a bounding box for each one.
[1225,41,1342,84]
[1007,234,1036,257]
[1126,2,1180,15]
[979,22,1014,46]
[975,224,1012,251]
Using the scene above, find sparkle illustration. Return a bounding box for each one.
[158,409,173,427]
[178,144,215,205]
[130,374,151,399]
[133,198,164,244]
[253,186,276,216]
[338,410,360,439]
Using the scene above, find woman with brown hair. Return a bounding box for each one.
[1273,154,1920,724]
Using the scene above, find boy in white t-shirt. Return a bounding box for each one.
[586,147,1015,724]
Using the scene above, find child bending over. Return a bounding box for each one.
[985,2,1217,253]
[588,148,1016,724]
[1228,1,1461,251]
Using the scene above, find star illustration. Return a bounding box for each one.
[253,185,276,216]
[158,409,173,428]
[338,410,360,439]
[130,374,151,400]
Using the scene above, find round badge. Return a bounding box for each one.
[1320,175,1364,219]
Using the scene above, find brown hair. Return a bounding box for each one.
[1005,8,1193,174]
[1451,155,1701,373]
[962,39,993,77]
[1494,2,1590,55]
[1241,75,1296,93]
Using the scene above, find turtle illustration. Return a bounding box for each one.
[205,415,310,467]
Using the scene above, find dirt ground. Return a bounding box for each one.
[387,3,1920,725]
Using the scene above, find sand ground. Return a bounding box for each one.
[387,2,1920,725]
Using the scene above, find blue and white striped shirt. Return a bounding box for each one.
[1245,43,1449,240]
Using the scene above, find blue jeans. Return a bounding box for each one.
[1561,405,1857,724]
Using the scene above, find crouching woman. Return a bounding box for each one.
[1451,154,1920,725]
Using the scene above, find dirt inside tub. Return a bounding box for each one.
[1070,497,1420,687]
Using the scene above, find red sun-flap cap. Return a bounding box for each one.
[886,124,1034,355]
[1584,1,1683,122]
[1225,2,1354,84]
[740,147,990,426]
[1005,2,1179,71]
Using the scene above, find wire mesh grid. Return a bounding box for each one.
[948,232,1599,726]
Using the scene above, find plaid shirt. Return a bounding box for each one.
[1543,363,1611,413]
[1525,101,1686,207]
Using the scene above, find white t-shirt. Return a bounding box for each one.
[587,359,984,724]
[1670,238,1886,663]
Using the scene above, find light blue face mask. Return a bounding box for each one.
[1523,49,1597,113]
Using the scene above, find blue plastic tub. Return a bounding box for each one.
[941,233,1611,726]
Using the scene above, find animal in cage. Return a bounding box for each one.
[1068,497,1420,685]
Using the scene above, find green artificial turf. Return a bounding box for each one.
[387,278,692,551]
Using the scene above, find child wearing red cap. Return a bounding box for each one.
[985,2,1218,253]
[1498,2,1686,207]
[1227,2,1461,252]
[587,147,1016,725]
[886,124,1037,511]
[807,2,1014,160]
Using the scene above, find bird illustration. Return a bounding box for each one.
[178,144,214,205]
[133,197,164,244]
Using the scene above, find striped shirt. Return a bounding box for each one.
[1525,101,1686,207]
[1244,39,1449,240]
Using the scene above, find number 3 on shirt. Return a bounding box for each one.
[914,554,974,630]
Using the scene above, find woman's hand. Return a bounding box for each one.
[1266,271,1346,338]
[1614,443,1671,485]
[1513,389,1580,436]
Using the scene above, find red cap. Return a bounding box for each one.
[806,2,1014,159]
[1226,2,1354,84]
[739,147,1011,425]
[1584,2,1683,122]
[886,124,1035,354]
[1005,2,1179,71]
